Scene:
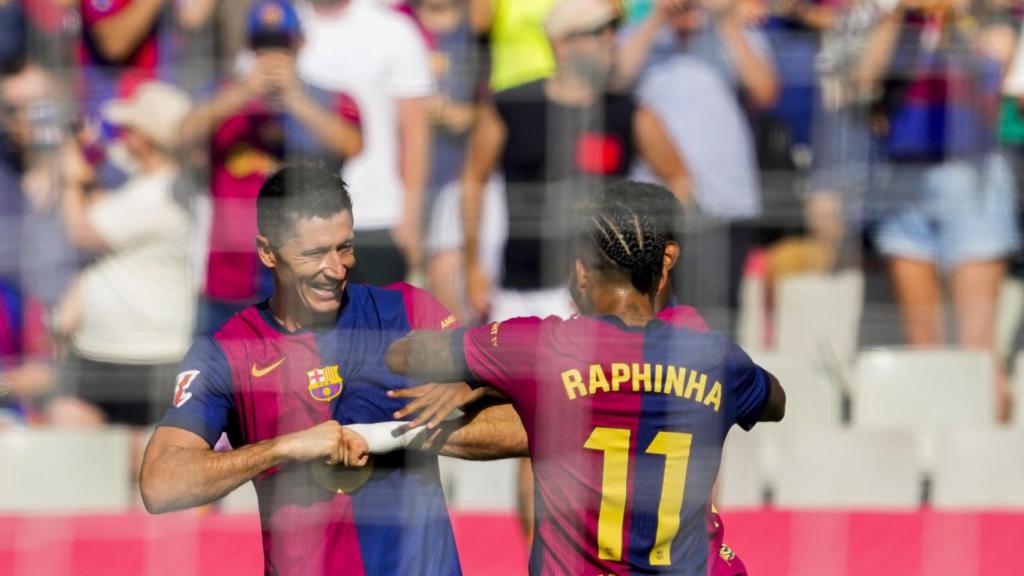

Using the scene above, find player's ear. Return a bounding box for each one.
[573,259,590,294]
[256,235,277,269]
[663,242,680,274]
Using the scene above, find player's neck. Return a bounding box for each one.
[591,286,656,327]
[267,295,338,332]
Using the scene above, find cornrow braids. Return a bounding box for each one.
[576,187,669,297]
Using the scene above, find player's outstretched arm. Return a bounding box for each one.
[386,330,468,383]
[428,403,529,460]
[139,421,368,514]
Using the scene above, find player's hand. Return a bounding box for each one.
[277,420,369,467]
[340,428,370,467]
[466,264,491,321]
[388,382,485,429]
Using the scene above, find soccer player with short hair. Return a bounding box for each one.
[139,164,462,575]
[386,183,784,574]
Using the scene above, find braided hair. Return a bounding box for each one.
[575,182,671,298]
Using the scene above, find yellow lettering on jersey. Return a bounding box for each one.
[653,363,664,393]
[610,363,629,392]
[663,365,685,397]
[589,364,611,395]
[563,369,586,400]
[632,363,651,392]
[684,370,707,403]
[704,381,723,412]
[440,315,457,330]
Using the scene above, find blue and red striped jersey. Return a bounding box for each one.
[161,282,461,576]
[458,313,770,576]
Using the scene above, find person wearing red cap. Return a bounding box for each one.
[179,0,364,334]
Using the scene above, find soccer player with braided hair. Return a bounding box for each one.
[384,182,786,575]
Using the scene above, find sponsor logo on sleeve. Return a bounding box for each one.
[173,370,200,408]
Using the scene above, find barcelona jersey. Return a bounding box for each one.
[160,283,461,576]
[457,314,770,575]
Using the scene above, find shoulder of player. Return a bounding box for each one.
[179,333,232,380]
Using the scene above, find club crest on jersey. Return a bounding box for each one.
[307,365,343,402]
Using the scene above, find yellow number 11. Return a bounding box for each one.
[583,427,693,566]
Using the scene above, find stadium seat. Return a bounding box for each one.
[750,351,843,429]
[1013,351,1024,430]
[717,428,766,507]
[932,429,1024,508]
[852,349,995,429]
[0,427,132,512]
[775,269,864,370]
[439,457,519,512]
[220,480,260,512]
[774,428,921,508]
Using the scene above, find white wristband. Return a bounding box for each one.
[344,421,426,455]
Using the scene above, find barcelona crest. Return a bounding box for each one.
[307,365,344,402]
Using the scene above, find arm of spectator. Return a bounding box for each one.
[793,2,839,31]
[431,95,477,136]
[140,421,369,514]
[178,83,256,145]
[275,54,363,160]
[853,7,904,97]
[468,0,496,35]
[634,106,693,207]
[461,103,505,319]
[58,141,109,253]
[612,0,684,91]
[714,7,779,110]
[89,0,168,63]
[177,0,218,30]
[396,96,431,272]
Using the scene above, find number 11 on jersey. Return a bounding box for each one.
[584,427,694,566]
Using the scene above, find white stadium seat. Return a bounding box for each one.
[717,428,765,508]
[852,349,994,430]
[751,351,842,429]
[774,428,921,509]
[775,270,864,371]
[0,427,132,512]
[439,457,519,512]
[931,429,1024,509]
[220,480,260,512]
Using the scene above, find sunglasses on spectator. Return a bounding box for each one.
[569,18,622,38]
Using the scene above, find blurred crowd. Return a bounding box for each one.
[2,0,1024,435]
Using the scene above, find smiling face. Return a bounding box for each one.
[258,210,356,329]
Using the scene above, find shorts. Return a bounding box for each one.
[348,228,408,286]
[425,176,507,282]
[61,354,179,427]
[874,154,1021,269]
[491,286,575,321]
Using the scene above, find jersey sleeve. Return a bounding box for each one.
[159,335,234,447]
[389,282,459,331]
[721,338,771,431]
[458,317,544,402]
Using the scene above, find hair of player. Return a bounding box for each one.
[575,183,670,298]
[257,163,353,243]
[597,180,685,247]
